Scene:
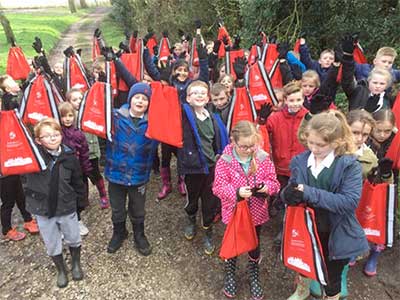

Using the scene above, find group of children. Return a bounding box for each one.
[0,21,399,300]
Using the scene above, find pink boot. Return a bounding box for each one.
[177,175,186,196]
[157,167,172,200]
[95,178,110,209]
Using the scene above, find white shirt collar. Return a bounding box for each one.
[194,108,210,121]
[307,150,335,178]
[368,93,385,113]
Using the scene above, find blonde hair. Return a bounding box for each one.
[376,47,397,59]
[187,80,209,94]
[320,49,334,58]
[302,70,320,88]
[346,109,376,128]
[58,101,75,118]
[283,81,302,98]
[0,74,12,91]
[367,67,392,86]
[33,118,62,138]
[304,110,356,155]
[210,83,227,96]
[218,74,234,84]
[65,87,83,101]
[230,121,261,175]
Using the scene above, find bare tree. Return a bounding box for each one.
[0,10,16,45]
[68,0,77,13]
[80,0,89,9]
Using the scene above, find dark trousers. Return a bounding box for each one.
[319,232,349,296]
[0,175,32,235]
[161,143,178,168]
[248,225,262,259]
[108,182,146,224]
[87,158,103,183]
[184,167,218,228]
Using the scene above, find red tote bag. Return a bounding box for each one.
[64,54,90,92]
[117,48,144,92]
[225,49,245,81]
[226,86,257,133]
[219,200,259,260]
[0,110,46,176]
[282,205,328,285]
[356,181,397,247]
[146,81,183,147]
[77,81,113,142]
[6,47,30,80]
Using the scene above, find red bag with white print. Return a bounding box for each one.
[6,46,30,80]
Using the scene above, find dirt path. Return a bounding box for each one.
[47,6,111,67]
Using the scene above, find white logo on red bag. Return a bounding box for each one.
[83,120,104,132]
[287,257,311,272]
[239,103,245,110]
[254,75,260,81]
[28,112,46,121]
[9,132,16,140]
[253,94,267,101]
[364,228,380,236]
[291,229,299,238]
[36,92,42,99]
[4,157,33,167]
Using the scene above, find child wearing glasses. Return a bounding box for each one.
[213,120,280,300]
[25,118,85,288]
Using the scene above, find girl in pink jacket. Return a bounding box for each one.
[213,120,280,300]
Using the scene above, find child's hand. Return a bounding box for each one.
[238,186,252,199]
[194,19,202,29]
[32,37,43,54]
[197,43,208,60]
[63,46,74,58]
[94,28,102,38]
[341,35,354,54]
[233,57,246,80]
[258,103,273,125]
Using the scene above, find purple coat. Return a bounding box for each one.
[62,126,92,175]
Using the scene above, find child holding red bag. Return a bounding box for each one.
[213,120,280,300]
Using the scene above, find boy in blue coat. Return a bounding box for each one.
[105,82,158,256]
[178,80,226,255]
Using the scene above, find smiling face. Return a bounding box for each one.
[36,125,62,151]
[186,86,209,109]
[285,91,304,113]
[129,93,149,117]
[307,130,336,161]
[220,76,234,94]
[368,74,389,95]
[174,65,189,82]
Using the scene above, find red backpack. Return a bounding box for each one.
[225,49,245,81]
[261,44,283,88]
[6,46,30,80]
[248,45,261,66]
[64,54,90,92]
[77,81,113,141]
[158,37,171,63]
[117,44,144,92]
[226,86,257,133]
[217,26,232,59]
[0,110,46,176]
[19,74,60,126]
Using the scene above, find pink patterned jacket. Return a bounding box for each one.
[212,144,280,226]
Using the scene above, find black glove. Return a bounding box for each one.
[102,47,116,61]
[119,41,130,53]
[378,158,393,178]
[143,32,154,47]
[197,43,208,60]
[159,61,172,82]
[258,103,273,125]
[63,46,74,58]
[341,34,354,54]
[269,34,277,44]
[94,28,102,38]
[309,94,332,115]
[233,57,246,80]
[364,94,380,113]
[185,33,192,42]
[35,55,53,75]
[178,29,185,39]
[76,48,82,56]
[194,19,202,29]
[178,51,187,59]
[124,30,130,40]
[213,40,221,54]
[217,17,224,27]
[222,35,230,46]
[282,183,304,206]
[277,42,289,59]
[232,34,241,50]
[299,31,306,38]
[334,45,343,63]
[208,53,218,69]
[153,45,159,56]
[251,183,268,198]
[32,37,43,54]
[132,30,138,38]
[351,32,360,43]
[162,30,168,38]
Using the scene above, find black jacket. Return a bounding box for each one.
[25,145,84,217]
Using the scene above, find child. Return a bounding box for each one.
[301,70,320,106]
[25,118,85,288]
[0,75,39,241]
[66,88,110,210]
[213,120,280,300]
[210,82,231,125]
[341,36,395,112]
[299,37,335,83]
[282,110,368,300]
[105,82,158,256]
[218,74,235,96]
[178,80,225,255]
[355,46,400,83]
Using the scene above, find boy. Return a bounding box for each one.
[355,46,400,84]
[105,82,158,256]
[0,75,39,241]
[178,80,225,255]
[299,37,334,83]
[26,118,85,288]
[210,82,230,125]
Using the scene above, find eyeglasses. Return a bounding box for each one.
[189,91,208,96]
[236,144,256,151]
[39,133,61,141]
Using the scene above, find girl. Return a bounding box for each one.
[213,121,280,300]
[363,109,397,276]
[282,110,368,300]
[26,118,85,288]
[66,88,110,210]
[58,101,93,236]
[218,74,235,96]
[301,70,320,107]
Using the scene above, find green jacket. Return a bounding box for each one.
[84,132,101,160]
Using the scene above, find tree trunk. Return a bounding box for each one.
[80,0,89,9]
[0,11,16,45]
[68,0,77,13]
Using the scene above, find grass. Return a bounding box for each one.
[98,14,125,48]
[0,8,92,74]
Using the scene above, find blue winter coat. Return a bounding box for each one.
[299,44,331,83]
[355,63,400,83]
[104,105,158,186]
[286,151,369,260]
